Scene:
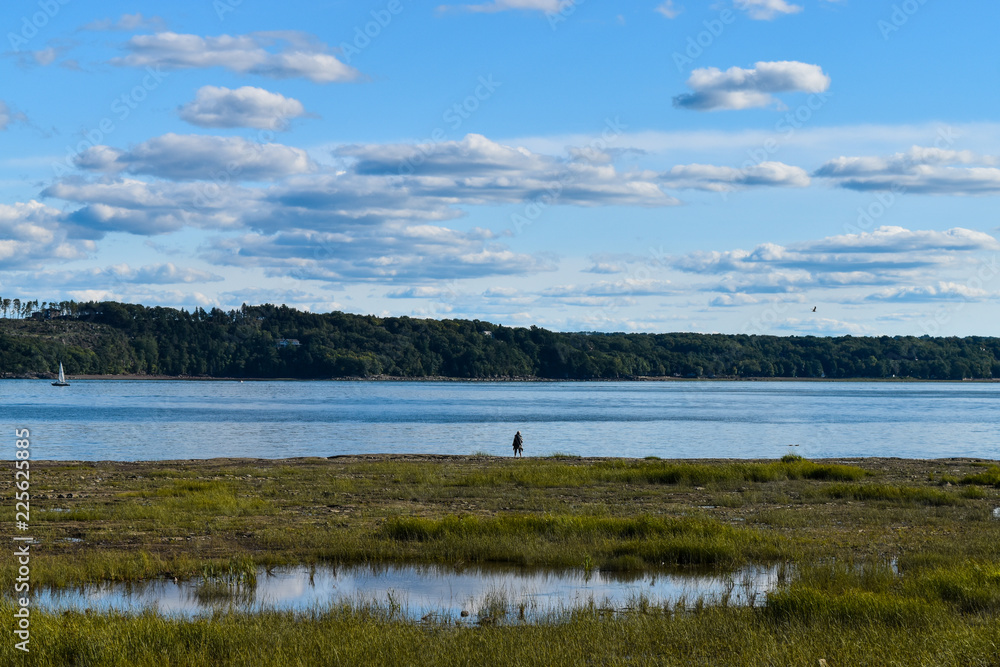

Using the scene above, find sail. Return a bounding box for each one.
[58,363,65,384]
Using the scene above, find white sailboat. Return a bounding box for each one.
[52,362,70,387]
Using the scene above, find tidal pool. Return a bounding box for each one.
[34,563,782,620]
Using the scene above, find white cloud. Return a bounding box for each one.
[675,226,999,277]
[334,133,676,208]
[733,0,802,20]
[541,279,677,298]
[112,32,359,83]
[674,61,830,111]
[671,226,1000,299]
[74,134,315,181]
[208,226,557,282]
[584,262,626,274]
[864,282,994,303]
[179,86,307,129]
[0,201,95,269]
[441,0,564,13]
[385,286,460,299]
[112,263,224,284]
[815,146,1000,195]
[655,1,682,19]
[660,161,810,191]
[30,264,224,290]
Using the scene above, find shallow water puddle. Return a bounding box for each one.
[34,564,780,619]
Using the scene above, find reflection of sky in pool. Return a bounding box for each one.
[33,564,780,620]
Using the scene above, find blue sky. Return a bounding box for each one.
[2,0,1000,335]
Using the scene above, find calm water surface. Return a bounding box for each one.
[2,380,998,460]
[34,564,779,619]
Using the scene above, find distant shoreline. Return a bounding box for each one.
[4,373,1000,383]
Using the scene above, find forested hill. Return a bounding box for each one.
[0,301,998,380]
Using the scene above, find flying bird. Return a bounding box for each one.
[812,306,817,312]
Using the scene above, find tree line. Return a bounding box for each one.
[0,300,998,380]
[0,297,76,320]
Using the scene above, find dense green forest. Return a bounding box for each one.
[0,300,998,380]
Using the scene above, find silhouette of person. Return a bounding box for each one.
[512,431,523,457]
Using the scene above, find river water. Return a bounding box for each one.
[2,380,998,460]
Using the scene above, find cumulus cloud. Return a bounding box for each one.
[42,178,253,235]
[73,134,314,181]
[178,86,307,129]
[112,31,359,83]
[335,133,676,208]
[111,263,224,284]
[31,264,224,290]
[668,226,1000,301]
[674,226,999,279]
[44,133,683,244]
[674,61,830,111]
[815,146,1000,195]
[864,282,995,303]
[0,201,95,269]
[733,0,802,20]
[660,161,810,191]
[39,132,829,284]
[208,226,556,282]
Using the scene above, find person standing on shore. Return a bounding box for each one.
[512,431,523,457]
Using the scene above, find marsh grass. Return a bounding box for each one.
[962,465,1000,487]
[766,558,1000,628]
[379,514,785,569]
[449,457,867,489]
[823,483,961,506]
[2,598,997,667]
